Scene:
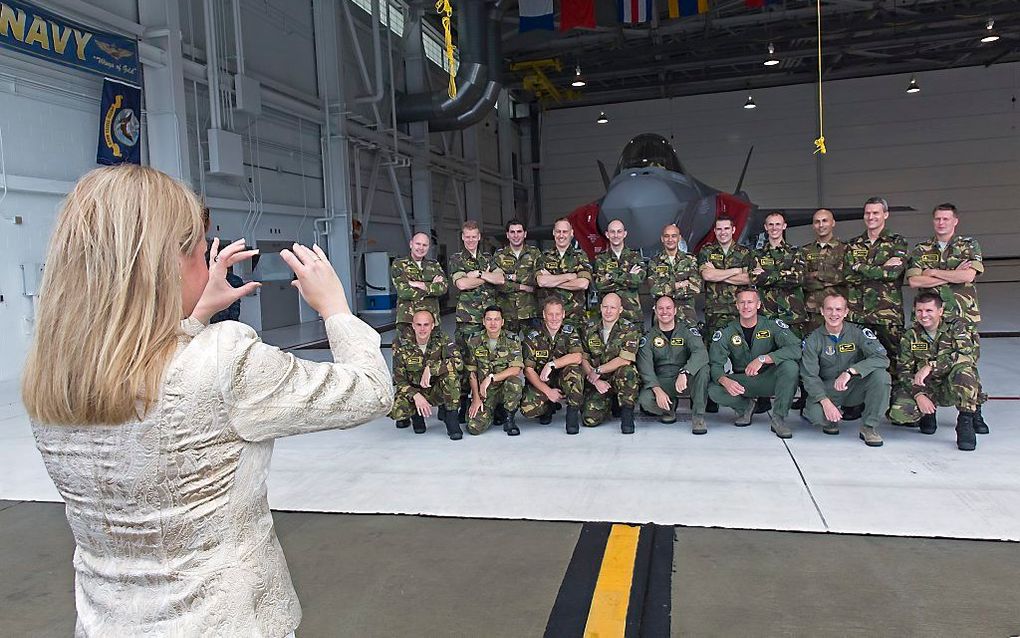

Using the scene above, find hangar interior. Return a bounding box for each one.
[1,0,1019,636]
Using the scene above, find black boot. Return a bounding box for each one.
[411,415,427,434]
[791,395,806,411]
[539,405,553,425]
[841,404,864,421]
[503,410,520,436]
[395,418,411,429]
[706,398,719,413]
[457,397,468,424]
[973,405,989,434]
[754,397,772,414]
[494,405,508,426]
[956,411,977,451]
[565,406,580,435]
[918,411,938,435]
[620,406,635,434]
[443,407,463,441]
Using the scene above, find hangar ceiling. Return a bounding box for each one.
[487,0,1020,108]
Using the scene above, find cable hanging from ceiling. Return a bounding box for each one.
[813,0,826,155]
[436,0,457,97]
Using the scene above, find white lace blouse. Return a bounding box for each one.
[32,313,394,637]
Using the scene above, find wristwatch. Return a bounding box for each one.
[548,360,556,370]
[678,368,689,375]
[845,368,859,377]
[488,373,495,383]
[594,366,602,375]
[757,355,768,364]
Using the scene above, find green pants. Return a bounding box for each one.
[466,377,524,435]
[389,373,461,421]
[582,365,640,427]
[803,370,891,430]
[520,366,584,418]
[889,363,980,424]
[638,368,709,417]
[455,323,485,403]
[708,360,799,418]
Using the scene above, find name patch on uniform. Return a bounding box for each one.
[407,356,423,365]
[731,335,743,346]
[656,265,668,274]
[588,337,602,347]
[755,330,771,340]
[670,337,685,347]
[920,253,939,262]
[853,248,869,259]
[910,342,929,351]
[710,254,723,263]
[758,257,775,267]
[474,347,488,357]
[838,343,856,353]
[533,350,549,359]
[653,336,666,348]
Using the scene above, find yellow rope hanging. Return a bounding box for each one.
[813,0,826,154]
[436,0,457,98]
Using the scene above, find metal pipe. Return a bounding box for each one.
[232,0,246,75]
[202,0,223,130]
[355,0,385,103]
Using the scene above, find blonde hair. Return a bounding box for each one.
[22,165,206,425]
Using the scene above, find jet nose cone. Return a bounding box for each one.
[600,171,701,249]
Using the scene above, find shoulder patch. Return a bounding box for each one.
[562,324,574,334]
[712,330,722,342]
[527,330,540,340]
[862,328,878,340]
[689,327,701,337]
[775,319,789,330]
[639,336,647,348]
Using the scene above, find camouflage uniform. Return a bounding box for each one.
[581,319,641,427]
[520,323,585,418]
[843,230,908,379]
[537,247,592,327]
[391,257,448,343]
[593,247,647,325]
[449,249,503,403]
[647,251,702,326]
[889,318,980,423]
[464,331,524,435]
[494,244,543,335]
[751,241,807,335]
[389,330,462,421]
[801,239,847,334]
[697,243,753,338]
[800,323,891,431]
[637,324,710,416]
[707,316,802,418]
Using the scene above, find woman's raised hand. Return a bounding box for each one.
[280,243,350,319]
[192,238,261,323]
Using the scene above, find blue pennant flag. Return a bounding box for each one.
[97,78,142,165]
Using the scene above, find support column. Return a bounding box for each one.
[496,90,515,225]
[462,126,482,222]
[404,5,433,239]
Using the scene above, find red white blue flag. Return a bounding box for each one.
[619,0,653,24]
[519,0,554,31]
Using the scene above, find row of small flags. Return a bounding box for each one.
[520,0,780,32]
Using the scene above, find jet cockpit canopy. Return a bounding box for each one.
[615,134,685,175]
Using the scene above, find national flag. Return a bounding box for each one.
[668,0,709,18]
[745,0,780,8]
[618,0,653,24]
[519,0,554,31]
[561,0,596,31]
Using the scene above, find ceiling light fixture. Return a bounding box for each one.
[571,65,586,88]
[596,111,609,124]
[981,18,1000,43]
[906,76,920,94]
[743,95,757,109]
[764,42,779,67]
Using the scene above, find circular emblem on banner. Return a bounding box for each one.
[113,109,140,147]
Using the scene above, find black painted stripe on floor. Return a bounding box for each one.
[544,522,612,638]
[625,524,654,638]
[639,525,674,638]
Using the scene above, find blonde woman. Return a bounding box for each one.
[22,165,393,637]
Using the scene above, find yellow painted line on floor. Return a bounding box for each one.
[583,523,641,638]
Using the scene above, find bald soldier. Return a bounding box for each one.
[800,294,890,447]
[750,211,807,334]
[801,208,847,334]
[391,232,448,343]
[537,218,592,328]
[580,293,642,433]
[637,296,710,434]
[593,219,647,325]
[647,224,702,326]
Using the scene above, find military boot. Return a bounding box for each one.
[918,411,938,435]
[503,410,520,436]
[841,404,864,421]
[660,408,677,424]
[620,406,635,434]
[706,398,719,413]
[444,408,463,441]
[395,419,411,429]
[770,413,792,439]
[859,425,883,447]
[955,412,976,451]
[457,397,468,424]
[754,397,772,414]
[411,415,427,434]
[494,405,508,426]
[565,406,580,435]
[734,398,755,427]
[972,405,990,434]
[691,415,707,435]
[539,405,554,425]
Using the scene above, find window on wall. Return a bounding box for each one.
[348,0,458,73]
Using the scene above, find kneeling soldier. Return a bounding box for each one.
[889,293,982,451]
[390,310,464,440]
[800,294,890,447]
[637,296,710,434]
[708,288,802,438]
[521,298,585,434]
[580,293,642,433]
[466,306,525,436]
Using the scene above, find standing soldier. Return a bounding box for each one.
[801,208,847,335]
[800,294,890,447]
[494,219,543,335]
[750,211,807,335]
[707,289,802,438]
[889,294,981,451]
[536,218,592,328]
[637,296,710,434]
[593,219,646,325]
[579,293,642,433]
[449,221,505,422]
[647,224,701,326]
[390,310,464,440]
[843,197,909,379]
[465,306,525,436]
[521,298,585,434]
[906,203,989,434]
[391,232,447,344]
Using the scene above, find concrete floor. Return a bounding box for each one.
[4,500,1018,637]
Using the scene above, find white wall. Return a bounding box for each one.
[541,63,1020,257]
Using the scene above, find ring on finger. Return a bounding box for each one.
[213,256,219,262]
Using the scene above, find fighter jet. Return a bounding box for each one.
[555,133,910,258]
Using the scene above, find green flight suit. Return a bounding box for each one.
[751,240,807,335]
[708,315,802,418]
[801,239,847,334]
[581,319,641,426]
[520,323,585,418]
[697,242,753,337]
[594,247,647,325]
[646,251,702,326]
[637,323,710,417]
[464,330,524,435]
[390,330,462,421]
[494,244,543,335]
[537,247,592,327]
[800,322,891,430]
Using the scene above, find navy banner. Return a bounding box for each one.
[97,78,141,165]
[0,1,139,85]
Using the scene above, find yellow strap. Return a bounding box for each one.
[436,0,457,98]
[813,0,826,154]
